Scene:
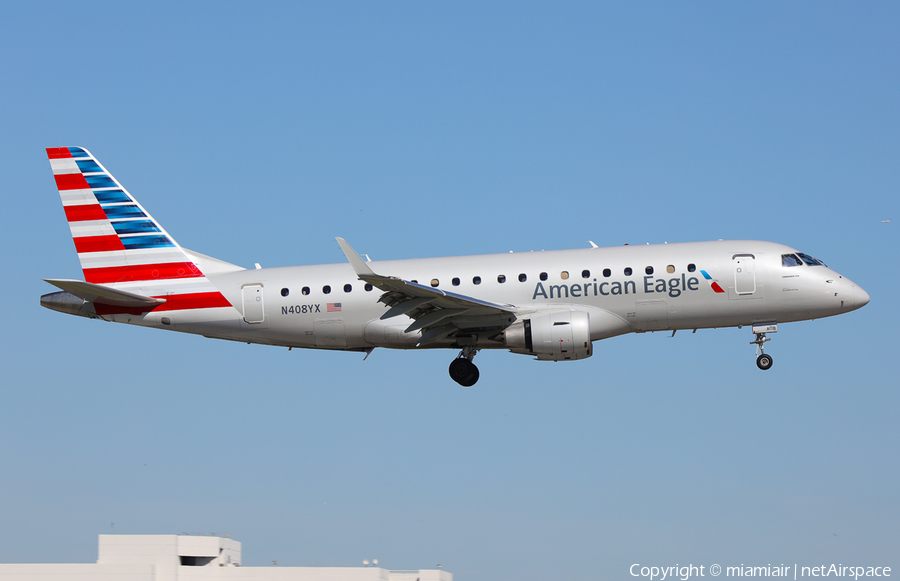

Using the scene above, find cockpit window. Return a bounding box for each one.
[797,252,825,266]
[782,254,803,267]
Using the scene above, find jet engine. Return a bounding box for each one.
[504,310,592,361]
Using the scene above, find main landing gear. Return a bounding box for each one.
[752,331,774,370]
[449,346,480,387]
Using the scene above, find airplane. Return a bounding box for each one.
[41,146,870,386]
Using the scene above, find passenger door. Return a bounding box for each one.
[733,255,756,295]
[242,284,265,323]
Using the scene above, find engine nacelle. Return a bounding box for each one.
[505,310,592,361]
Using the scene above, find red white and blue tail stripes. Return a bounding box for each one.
[47,147,233,314]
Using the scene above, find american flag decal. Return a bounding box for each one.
[327,303,342,312]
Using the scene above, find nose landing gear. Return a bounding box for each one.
[750,323,777,370]
[449,346,480,386]
[752,330,774,370]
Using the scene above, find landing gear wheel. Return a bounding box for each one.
[449,358,480,387]
[751,331,774,371]
[448,358,469,381]
[459,365,479,387]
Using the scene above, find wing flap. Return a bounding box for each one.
[405,308,469,333]
[417,323,459,346]
[381,297,434,320]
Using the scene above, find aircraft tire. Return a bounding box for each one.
[756,353,773,370]
[449,358,479,386]
[459,365,479,387]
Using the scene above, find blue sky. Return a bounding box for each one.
[1,2,897,579]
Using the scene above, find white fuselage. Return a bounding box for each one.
[99,240,868,353]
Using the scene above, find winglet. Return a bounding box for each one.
[336,237,377,278]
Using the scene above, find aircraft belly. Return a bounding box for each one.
[314,318,347,348]
[630,299,668,331]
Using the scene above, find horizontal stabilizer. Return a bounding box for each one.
[44,279,166,308]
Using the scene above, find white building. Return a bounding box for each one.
[0,535,452,581]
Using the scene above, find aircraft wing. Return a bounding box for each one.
[336,238,517,345]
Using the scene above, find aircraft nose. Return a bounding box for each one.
[843,280,870,310]
[855,285,870,308]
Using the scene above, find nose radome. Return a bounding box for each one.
[855,285,870,308]
[843,280,870,310]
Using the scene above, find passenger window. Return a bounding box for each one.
[431,279,439,287]
[603,268,611,278]
[364,284,373,291]
[302,287,310,295]
[782,254,803,267]
[498,274,506,283]
[281,288,289,297]
[473,276,481,285]
[518,273,527,282]
[582,270,590,279]
[666,265,675,274]
[645,266,653,275]
[687,264,696,273]
[624,267,633,276]
[540,272,548,281]
[323,285,331,294]
[561,271,569,280]
[452,277,460,286]
[343,284,352,293]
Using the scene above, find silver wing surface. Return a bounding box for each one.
[336,238,517,345]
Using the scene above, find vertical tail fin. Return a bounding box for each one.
[48,146,202,284]
[46,146,234,313]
